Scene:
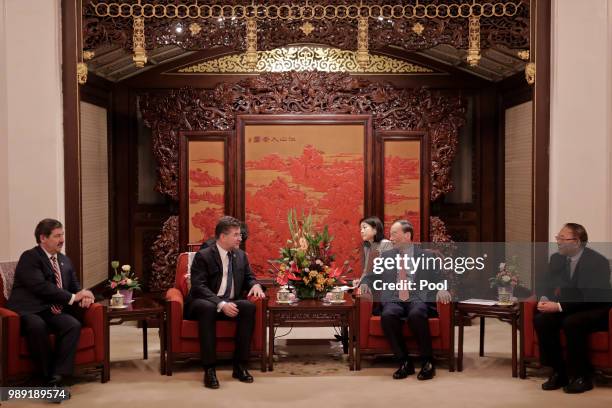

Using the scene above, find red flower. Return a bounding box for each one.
[276,273,289,286]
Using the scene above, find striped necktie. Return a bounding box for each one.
[50,256,63,314]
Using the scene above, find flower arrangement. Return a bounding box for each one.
[489,256,520,288]
[269,210,350,299]
[109,261,141,291]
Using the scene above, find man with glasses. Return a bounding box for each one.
[534,223,611,393]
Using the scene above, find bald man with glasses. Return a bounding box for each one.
[534,223,611,393]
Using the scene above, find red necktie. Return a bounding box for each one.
[398,264,409,301]
[50,256,63,314]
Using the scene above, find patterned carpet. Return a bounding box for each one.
[7,321,612,408]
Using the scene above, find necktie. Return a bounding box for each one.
[398,263,409,301]
[222,252,234,299]
[50,256,63,314]
[565,257,572,281]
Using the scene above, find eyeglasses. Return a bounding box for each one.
[555,235,577,242]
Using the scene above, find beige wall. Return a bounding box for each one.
[505,101,533,242]
[0,0,9,261]
[550,0,612,244]
[0,0,64,261]
[80,102,109,288]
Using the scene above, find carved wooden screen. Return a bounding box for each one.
[236,115,373,278]
[375,131,430,241]
[179,131,234,251]
[142,74,464,291]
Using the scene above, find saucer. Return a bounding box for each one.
[276,299,298,304]
[327,299,346,304]
[495,301,515,307]
[109,304,129,309]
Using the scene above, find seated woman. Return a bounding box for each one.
[355,216,393,295]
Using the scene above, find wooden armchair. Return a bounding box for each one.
[520,298,612,377]
[164,252,267,375]
[355,294,455,371]
[0,262,109,385]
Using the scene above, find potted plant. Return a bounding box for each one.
[269,210,350,299]
[489,256,521,305]
[109,261,141,304]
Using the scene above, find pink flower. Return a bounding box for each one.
[276,273,289,286]
[110,282,117,289]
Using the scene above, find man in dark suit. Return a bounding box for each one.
[6,219,95,385]
[185,216,265,389]
[366,220,446,381]
[199,221,248,251]
[535,223,611,393]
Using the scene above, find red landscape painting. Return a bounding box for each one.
[244,124,365,278]
[383,140,422,240]
[188,141,225,244]
[185,129,422,279]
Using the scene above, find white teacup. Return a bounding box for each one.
[277,286,291,302]
[111,292,124,307]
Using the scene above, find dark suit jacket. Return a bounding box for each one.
[363,246,441,304]
[199,238,216,251]
[185,244,260,307]
[6,246,81,315]
[543,247,611,314]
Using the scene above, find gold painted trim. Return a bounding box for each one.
[176,46,435,74]
[77,62,88,85]
[93,1,522,20]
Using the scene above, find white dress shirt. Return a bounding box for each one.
[42,247,75,305]
[216,243,235,312]
[555,248,584,312]
[568,248,584,279]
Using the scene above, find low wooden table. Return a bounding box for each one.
[267,288,356,371]
[457,301,521,378]
[101,297,166,378]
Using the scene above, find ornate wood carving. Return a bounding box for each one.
[428,215,461,295]
[82,1,529,53]
[140,72,465,201]
[149,215,179,292]
[141,72,465,290]
[430,216,453,243]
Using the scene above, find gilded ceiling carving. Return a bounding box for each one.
[174,46,436,74]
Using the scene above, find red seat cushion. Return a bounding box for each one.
[534,331,609,352]
[19,327,95,357]
[181,320,237,339]
[175,253,193,298]
[368,316,441,337]
[588,332,610,351]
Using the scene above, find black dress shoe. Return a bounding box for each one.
[541,372,568,390]
[563,377,593,394]
[47,374,64,387]
[417,360,436,381]
[204,368,220,389]
[47,375,71,403]
[232,364,254,383]
[392,360,415,379]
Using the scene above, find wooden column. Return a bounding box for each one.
[61,0,83,282]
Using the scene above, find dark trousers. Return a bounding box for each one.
[20,307,82,378]
[534,307,609,378]
[381,301,434,361]
[185,298,256,368]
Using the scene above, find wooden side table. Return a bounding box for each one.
[267,288,356,371]
[457,302,522,378]
[101,297,166,378]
